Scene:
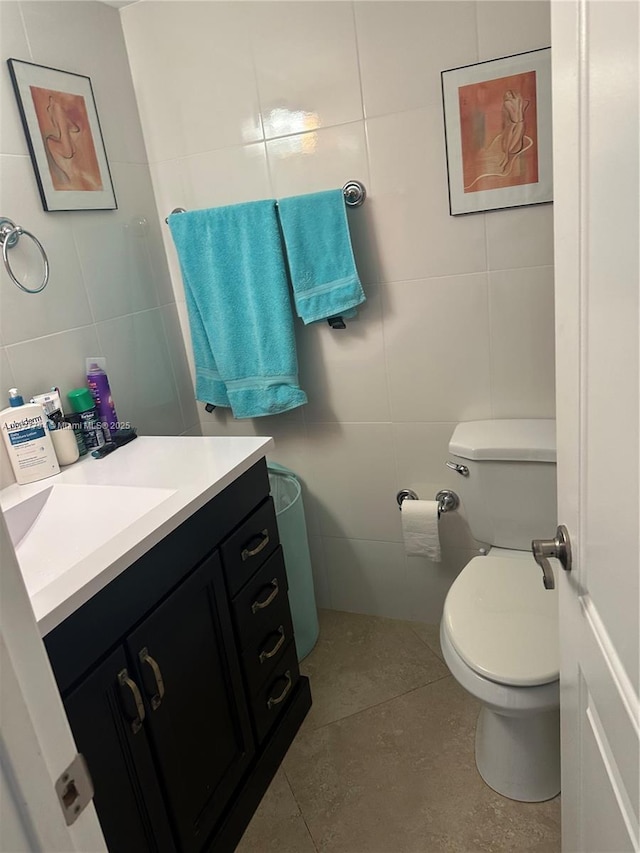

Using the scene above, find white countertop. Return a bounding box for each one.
[0,435,274,637]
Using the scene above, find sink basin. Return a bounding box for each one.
[4,483,175,597]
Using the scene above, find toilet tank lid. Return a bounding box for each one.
[449,420,556,462]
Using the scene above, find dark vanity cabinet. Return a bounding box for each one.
[45,459,312,853]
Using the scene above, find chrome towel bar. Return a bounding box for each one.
[164,179,367,224]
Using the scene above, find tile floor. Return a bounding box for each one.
[236,610,561,853]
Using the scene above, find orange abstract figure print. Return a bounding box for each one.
[458,71,539,194]
[30,85,103,192]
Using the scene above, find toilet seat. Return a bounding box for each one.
[443,549,558,687]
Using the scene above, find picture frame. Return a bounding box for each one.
[441,48,552,216]
[7,58,117,212]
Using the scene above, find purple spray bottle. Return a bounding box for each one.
[86,358,118,438]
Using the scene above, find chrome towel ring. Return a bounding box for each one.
[0,217,50,294]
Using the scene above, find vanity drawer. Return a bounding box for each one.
[221,498,279,596]
[241,604,295,698]
[252,642,300,744]
[232,548,289,650]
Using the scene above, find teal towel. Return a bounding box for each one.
[277,189,366,325]
[168,202,307,419]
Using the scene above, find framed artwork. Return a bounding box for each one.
[7,59,117,212]
[441,48,552,216]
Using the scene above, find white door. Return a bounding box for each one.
[551,1,639,850]
[0,512,106,852]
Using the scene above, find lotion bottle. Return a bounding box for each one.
[0,388,60,484]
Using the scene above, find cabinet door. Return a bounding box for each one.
[64,646,176,853]
[127,551,254,853]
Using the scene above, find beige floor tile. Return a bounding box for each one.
[236,815,317,853]
[301,610,449,730]
[284,677,561,853]
[235,769,317,853]
[408,621,445,662]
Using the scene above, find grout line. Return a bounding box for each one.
[282,768,320,853]
[406,621,446,663]
[305,673,454,736]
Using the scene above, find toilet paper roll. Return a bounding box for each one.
[402,500,441,562]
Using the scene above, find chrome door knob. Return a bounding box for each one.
[532,525,572,590]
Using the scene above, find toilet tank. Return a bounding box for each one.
[448,420,557,550]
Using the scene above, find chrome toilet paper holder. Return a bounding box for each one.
[396,488,459,516]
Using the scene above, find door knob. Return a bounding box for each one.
[531,525,572,590]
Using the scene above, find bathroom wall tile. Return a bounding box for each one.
[267,123,368,198]
[181,424,203,437]
[200,415,257,438]
[249,1,363,139]
[5,325,100,404]
[148,160,189,304]
[160,304,199,433]
[307,535,330,610]
[266,122,379,285]
[73,164,173,322]
[112,163,175,307]
[486,203,554,271]
[305,423,402,543]
[324,537,409,621]
[489,266,556,418]
[366,110,487,282]
[96,309,183,436]
[21,1,147,164]
[476,1,551,61]
[173,300,195,383]
[381,276,492,422]
[181,143,272,210]
[121,2,262,163]
[0,155,94,345]
[392,422,458,502]
[355,1,477,118]
[298,285,389,423]
[0,3,31,156]
[0,348,17,488]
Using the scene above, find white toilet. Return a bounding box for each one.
[440,419,560,803]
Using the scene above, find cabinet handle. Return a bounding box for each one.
[258,626,286,664]
[251,578,279,614]
[138,647,165,711]
[267,670,292,710]
[117,668,146,734]
[241,529,270,561]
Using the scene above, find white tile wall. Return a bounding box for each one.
[120,0,554,624]
[0,1,200,490]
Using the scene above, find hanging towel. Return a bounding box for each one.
[168,202,307,419]
[277,189,366,325]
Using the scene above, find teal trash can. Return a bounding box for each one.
[268,463,319,661]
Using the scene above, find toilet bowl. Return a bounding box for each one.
[440,548,560,802]
[439,420,560,802]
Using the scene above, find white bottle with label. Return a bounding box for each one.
[0,388,60,485]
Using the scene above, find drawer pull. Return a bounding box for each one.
[241,529,270,561]
[259,626,286,664]
[251,578,279,614]
[266,670,292,710]
[138,647,165,711]
[117,668,145,734]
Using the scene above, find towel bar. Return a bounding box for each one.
[164,180,367,223]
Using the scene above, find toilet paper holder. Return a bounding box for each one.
[396,489,459,516]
